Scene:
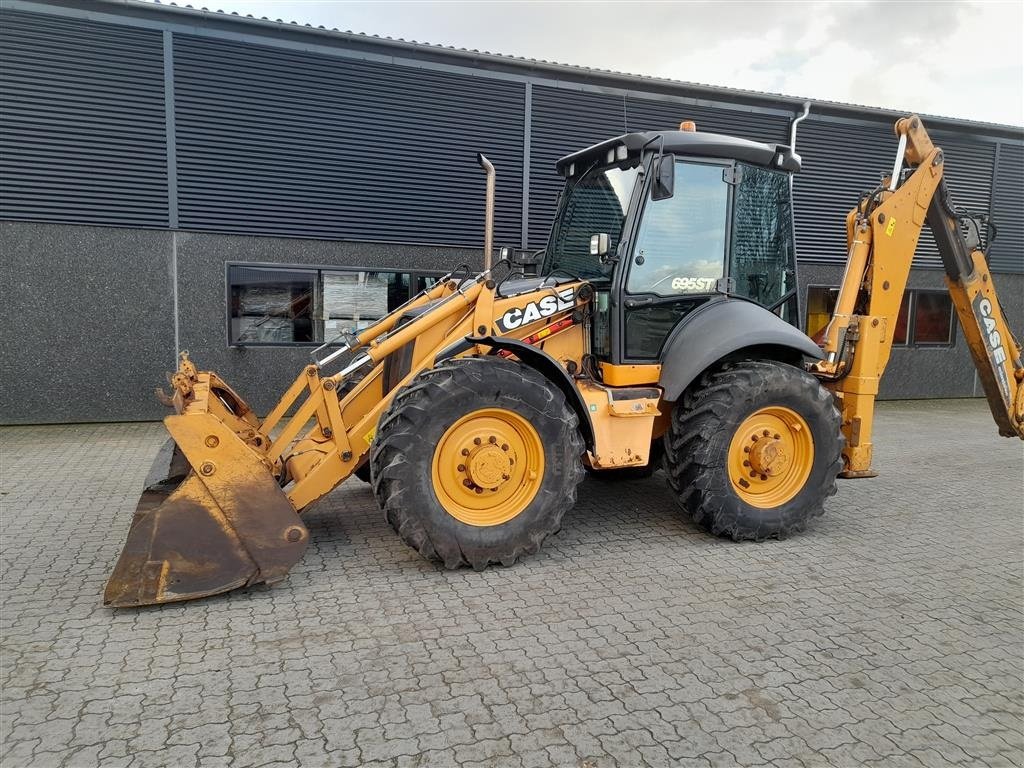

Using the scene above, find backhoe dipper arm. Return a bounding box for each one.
[813,116,1024,477]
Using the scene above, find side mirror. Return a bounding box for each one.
[651,155,675,201]
[589,233,610,260]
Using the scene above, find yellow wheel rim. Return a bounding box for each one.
[727,406,814,508]
[431,408,544,527]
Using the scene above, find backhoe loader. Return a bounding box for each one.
[104,115,1024,607]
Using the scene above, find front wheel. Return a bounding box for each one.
[370,357,585,569]
[664,360,843,540]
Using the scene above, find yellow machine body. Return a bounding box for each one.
[105,115,1023,607]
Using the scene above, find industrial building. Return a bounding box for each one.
[1,0,1021,424]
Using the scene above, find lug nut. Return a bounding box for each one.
[474,437,482,446]
[463,479,473,488]
[743,446,750,453]
[501,444,509,451]
[474,487,483,494]
[774,433,781,439]
[763,429,770,437]
[743,460,750,467]
[461,448,470,456]
[457,464,466,472]
[489,436,497,444]
[502,474,510,481]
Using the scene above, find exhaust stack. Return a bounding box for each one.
[477,153,495,271]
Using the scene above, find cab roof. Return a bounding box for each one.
[555,129,801,175]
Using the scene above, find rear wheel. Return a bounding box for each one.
[664,360,842,540]
[370,357,585,569]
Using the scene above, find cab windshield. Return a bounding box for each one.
[542,161,641,279]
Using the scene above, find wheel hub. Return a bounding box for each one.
[465,442,512,490]
[727,406,814,508]
[748,435,790,477]
[431,408,544,526]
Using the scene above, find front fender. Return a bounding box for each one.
[458,336,596,452]
[658,297,823,401]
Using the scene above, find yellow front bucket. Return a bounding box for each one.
[104,412,309,607]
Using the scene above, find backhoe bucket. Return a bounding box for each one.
[104,412,308,608]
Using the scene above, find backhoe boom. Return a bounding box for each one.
[814,116,1024,476]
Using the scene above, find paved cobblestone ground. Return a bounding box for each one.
[1,399,1021,768]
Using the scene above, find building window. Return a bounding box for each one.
[229,266,316,345]
[805,286,955,347]
[912,291,955,345]
[228,265,442,346]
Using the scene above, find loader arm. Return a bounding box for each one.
[813,115,1024,476]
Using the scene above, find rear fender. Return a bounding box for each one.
[659,297,823,402]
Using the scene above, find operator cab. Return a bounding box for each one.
[540,125,801,364]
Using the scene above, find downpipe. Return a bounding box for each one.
[789,101,810,156]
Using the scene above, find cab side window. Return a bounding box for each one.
[729,164,794,308]
[627,161,728,295]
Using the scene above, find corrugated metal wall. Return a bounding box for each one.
[919,133,995,266]
[990,143,1024,274]
[0,6,1021,273]
[793,119,998,269]
[0,9,169,226]
[794,118,902,264]
[527,87,630,250]
[173,34,524,246]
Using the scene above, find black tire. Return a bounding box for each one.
[370,357,585,569]
[663,359,843,540]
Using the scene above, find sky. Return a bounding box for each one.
[166,0,1024,127]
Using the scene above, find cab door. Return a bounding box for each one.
[616,159,731,361]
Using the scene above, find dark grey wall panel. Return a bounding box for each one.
[172,34,524,247]
[917,132,994,266]
[527,87,628,249]
[0,221,175,424]
[793,118,900,266]
[793,117,1004,271]
[990,143,1024,274]
[0,10,168,226]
